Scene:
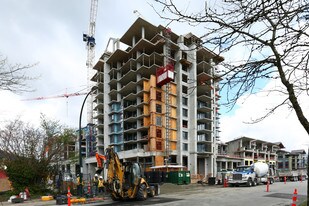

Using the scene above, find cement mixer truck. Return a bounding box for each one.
[228,162,275,187]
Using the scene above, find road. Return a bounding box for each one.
[0,181,306,206]
[155,181,307,206]
[100,181,307,206]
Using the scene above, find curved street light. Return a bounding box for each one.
[78,86,97,196]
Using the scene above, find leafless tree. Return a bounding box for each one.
[152,0,309,135]
[0,115,76,164]
[0,116,76,191]
[0,54,36,93]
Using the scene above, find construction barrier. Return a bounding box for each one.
[291,188,298,206]
[70,198,86,204]
[41,195,53,201]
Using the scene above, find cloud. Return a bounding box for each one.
[220,78,309,151]
[1,0,308,154]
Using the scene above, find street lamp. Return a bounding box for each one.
[78,86,97,196]
[307,146,309,206]
[302,143,309,206]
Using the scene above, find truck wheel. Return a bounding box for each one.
[136,184,147,201]
[253,178,257,186]
[270,178,274,184]
[247,179,252,187]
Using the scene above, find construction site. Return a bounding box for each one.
[82,15,223,179]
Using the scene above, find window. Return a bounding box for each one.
[183,120,188,128]
[156,104,162,113]
[183,143,188,151]
[156,116,162,126]
[182,85,188,94]
[156,129,162,138]
[182,64,188,72]
[156,141,162,150]
[183,108,188,117]
[182,97,188,106]
[183,131,188,140]
[156,91,162,101]
[182,74,188,83]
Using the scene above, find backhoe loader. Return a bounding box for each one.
[96,146,156,201]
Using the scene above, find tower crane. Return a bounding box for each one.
[83,0,98,68]
[21,91,88,118]
[83,0,99,124]
[21,92,87,101]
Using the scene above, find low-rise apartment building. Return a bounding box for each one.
[277,149,306,171]
[217,136,284,172]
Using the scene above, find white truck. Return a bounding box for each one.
[228,162,275,187]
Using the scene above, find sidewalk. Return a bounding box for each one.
[0,183,212,206]
[0,196,110,206]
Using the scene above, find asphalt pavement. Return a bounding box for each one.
[0,183,200,206]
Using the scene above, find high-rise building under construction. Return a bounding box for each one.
[87,18,223,177]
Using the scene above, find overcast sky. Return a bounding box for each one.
[0,0,308,152]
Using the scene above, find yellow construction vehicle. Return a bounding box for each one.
[96,146,156,201]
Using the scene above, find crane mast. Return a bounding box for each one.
[83,0,99,124]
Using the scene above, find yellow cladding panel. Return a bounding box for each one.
[170,142,177,150]
[169,130,177,141]
[170,84,177,94]
[143,104,149,115]
[150,75,156,85]
[149,125,156,138]
[144,116,150,126]
[170,96,177,107]
[144,80,150,91]
[170,108,177,118]
[155,155,164,166]
[143,93,149,103]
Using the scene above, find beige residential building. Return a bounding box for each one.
[219,137,284,171]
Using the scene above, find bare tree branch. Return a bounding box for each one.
[0,54,37,93]
[152,0,309,135]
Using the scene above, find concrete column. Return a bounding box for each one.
[141,26,145,39]
[132,36,136,47]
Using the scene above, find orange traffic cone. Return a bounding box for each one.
[223,178,228,188]
[291,188,298,206]
[67,186,72,206]
[88,182,91,195]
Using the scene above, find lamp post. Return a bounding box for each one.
[302,143,309,206]
[78,86,97,196]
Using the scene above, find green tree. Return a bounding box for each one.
[0,116,76,194]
